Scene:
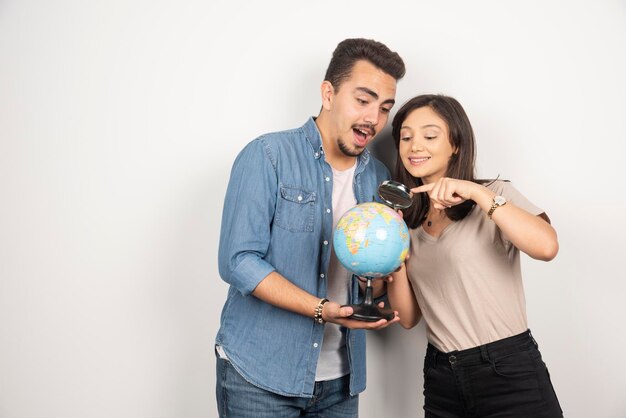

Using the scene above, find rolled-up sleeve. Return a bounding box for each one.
[218,139,277,296]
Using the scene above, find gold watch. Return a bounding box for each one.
[487,195,507,219]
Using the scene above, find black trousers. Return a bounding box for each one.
[423,330,563,418]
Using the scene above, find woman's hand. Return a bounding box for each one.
[411,177,478,210]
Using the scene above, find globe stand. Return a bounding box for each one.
[342,277,394,322]
[335,181,413,323]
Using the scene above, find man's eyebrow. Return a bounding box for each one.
[355,87,378,99]
[355,87,395,106]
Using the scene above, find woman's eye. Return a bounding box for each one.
[425,136,436,140]
[400,136,411,141]
[357,98,367,105]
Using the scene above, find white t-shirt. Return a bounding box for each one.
[315,161,357,381]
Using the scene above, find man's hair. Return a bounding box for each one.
[324,38,405,90]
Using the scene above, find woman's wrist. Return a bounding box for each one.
[469,183,496,212]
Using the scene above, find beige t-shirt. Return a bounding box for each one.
[406,181,543,352]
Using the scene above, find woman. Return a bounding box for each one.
[386,94,563,417]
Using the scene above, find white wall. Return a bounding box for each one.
[1,1,624,417]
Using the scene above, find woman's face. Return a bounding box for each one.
[398,106,457,184]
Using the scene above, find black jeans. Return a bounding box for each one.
[423,330,562,418]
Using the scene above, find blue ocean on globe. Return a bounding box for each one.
[333,202,410,278]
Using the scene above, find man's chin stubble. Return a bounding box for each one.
[338,140,364,157]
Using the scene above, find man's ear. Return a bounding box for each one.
[320,80,335,111]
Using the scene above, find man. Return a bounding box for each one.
[216,38,405,417]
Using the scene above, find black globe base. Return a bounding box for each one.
[342,302,395,322]
[341,276,395,322]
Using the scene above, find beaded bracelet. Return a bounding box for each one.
[314,298,329,324]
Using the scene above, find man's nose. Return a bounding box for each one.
[363,106,379,126]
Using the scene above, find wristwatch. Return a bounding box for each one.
[487,195,507,219]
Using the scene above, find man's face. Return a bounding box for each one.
[323,60,397,157]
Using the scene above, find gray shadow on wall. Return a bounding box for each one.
[369,126,397,175]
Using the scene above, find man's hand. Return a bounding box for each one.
[321,301,399,330]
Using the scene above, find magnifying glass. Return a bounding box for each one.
[378,180,413,210]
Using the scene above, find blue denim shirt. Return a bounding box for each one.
[216,117,390,397]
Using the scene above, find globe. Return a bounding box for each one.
[333,202,410,278]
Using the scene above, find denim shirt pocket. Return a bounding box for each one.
[275,185,316,232]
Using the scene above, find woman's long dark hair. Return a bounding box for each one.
[391,94,479,229]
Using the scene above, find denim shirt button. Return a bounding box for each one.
[323,240,328,245]
[326,209,331,213]
[297,195,303,201]
[313,343,318,348]
[320,274,325,278]
[325,177,330,182]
